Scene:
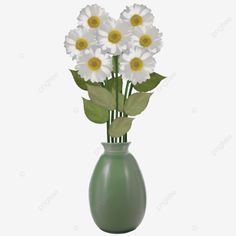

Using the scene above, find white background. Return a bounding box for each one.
[0,0,235,235]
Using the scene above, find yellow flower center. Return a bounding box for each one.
[108,30,122,44]
[88,57,102,71]
[139,34,152,47]
[87,16,101,28]
[75,38,88,50]
[130,58,144,71]
[130,14,143,26]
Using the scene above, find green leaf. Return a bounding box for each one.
[109,117,134,138]
[104,77,122,92]
[124,93,152,116]
[69,70,99,90]
[83,98,109,124]
[111,89,125,112]
[87,85,115,110]
[134,72,166,92]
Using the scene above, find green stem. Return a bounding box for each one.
[128,83,133,97]
[119,75,123,143]
[124,81,130,117]
[107,117,110,143]
[119,111,122,143]
[123,81,130,142]
[104,78,110,143]
[113,55,120,143]
[110,72,115,143]
[123,82,133,142]
[115,76,118,119]
[111,110,114,143]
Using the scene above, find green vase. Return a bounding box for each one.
[89,142,146,234]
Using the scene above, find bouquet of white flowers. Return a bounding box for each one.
[65,4,165,143]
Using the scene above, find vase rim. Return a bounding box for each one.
[101,142,131,145]
[101,142,131,154]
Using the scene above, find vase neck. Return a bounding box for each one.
[101,142,131,155]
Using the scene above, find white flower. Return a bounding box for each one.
[120,47,156,85]
[120,4,154,28]
[132,26,162,54]
[76,47,112,83]
[64,27,96,60]
[77,4,108,30]
[98,18,131,55]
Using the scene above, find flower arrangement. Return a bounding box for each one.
[65,4,165,143]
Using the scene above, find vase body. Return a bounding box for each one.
[89,142,146,234]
